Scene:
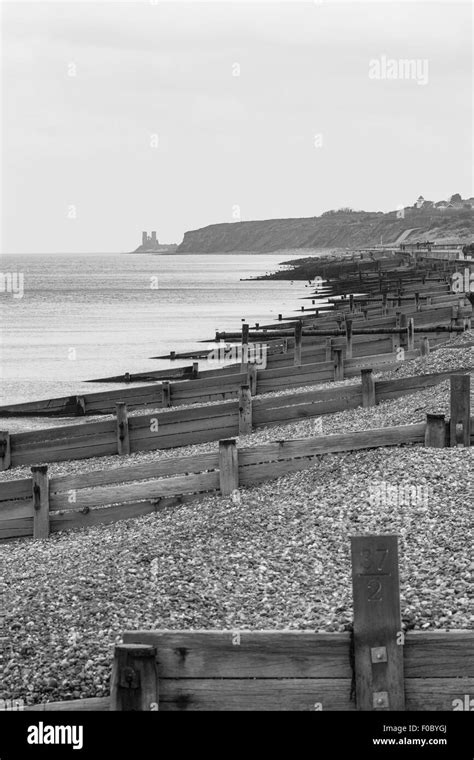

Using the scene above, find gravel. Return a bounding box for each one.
[0,446,472,706]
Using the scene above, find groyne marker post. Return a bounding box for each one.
[450,374,471,447]
[247,364,258,396]
[162,381,171,408]
[241,323,249,371]
[361,369,376,408]
[0,432,11,471]
[110,644,159,711]
[294,322,302,367]
[334,348,344,381]
[345,317,353,359]
[219,439,239,496]
[238,384,252,434]
[116,403,130,456]
[351,535,405,711]
[32,465,50,540]
[425,413,446,448]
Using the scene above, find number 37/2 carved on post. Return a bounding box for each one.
[351,535,405,711]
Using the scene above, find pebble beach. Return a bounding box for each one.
[0,336,472,706]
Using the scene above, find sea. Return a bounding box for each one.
[0,251,324,406]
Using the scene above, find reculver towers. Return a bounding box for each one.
[131,230,177,253]
[141,231,160,248]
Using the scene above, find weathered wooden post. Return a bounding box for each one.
[192,362,199,379]
[32,465,49,540]
[361,369,376,407]
[351,535,405,711]
[247,364,258,396]
[0,432,11,471]
[75,396,86,416]
[398,313,408,350]
[238,384,252,434]
[161,381,171,408]
[425,414,446,448]
[450,375,471,447]
[110,644,159,711]
[325,337,332,362]
[349,294,354,313]
[334,348,344,381]
[294,322,302,367]
[219,439,239,495]
[414,292,420,311]
[116,403,130,456]
[345,317,353,359]
[420,337,430,356]
[407,318,415,351]
[241,323,249,370]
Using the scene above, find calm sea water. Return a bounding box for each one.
[0,252,317,405]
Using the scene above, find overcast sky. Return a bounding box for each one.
[1,0,472,253]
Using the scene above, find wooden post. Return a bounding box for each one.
[349,294,354,313]
[414,292,420,311]
[345,317,353,359]
[362,308,368,321]
[450,375,471,446]
[192,362,199,379]
[238,385,252,434]
[32,465,50,540]
[361,369,376,407]
[334,348,344,381]
[0,432,11,471]
[294,322,302,367]
[116,403,130,455]
[351,535,405,711]
[399,313,408,350]
[420,337,430,356]
[161,381,171,408]
[241,323,249,370]
[75,396,86,416]
[110,644,159,711]
[425,414,446,448]
[247,364,258,396]
[219,439,239,496]
[325,338,332,362]
[407,318,415,351]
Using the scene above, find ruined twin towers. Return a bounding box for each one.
[142,231,158,246]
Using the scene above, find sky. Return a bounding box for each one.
[1,0,472,253]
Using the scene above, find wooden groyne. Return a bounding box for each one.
[0,373,471,539]
[20,533,474,711]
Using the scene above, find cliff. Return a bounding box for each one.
[177,207,473,253]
